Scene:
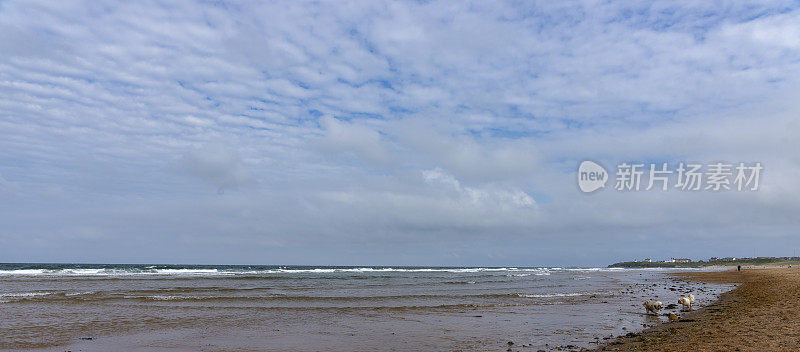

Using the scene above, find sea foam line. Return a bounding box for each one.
[0,266,655,277]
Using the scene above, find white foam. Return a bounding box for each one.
[151,269,222,275]
[0,292,54,298]
[122,295,204,301]
[0,269,48,275]
[65,291,96,296]
[0,266,642,277]
[519,292,586,298]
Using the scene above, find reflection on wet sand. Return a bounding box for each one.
[0,265,734,351]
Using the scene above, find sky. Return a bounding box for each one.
[1,0,799,267]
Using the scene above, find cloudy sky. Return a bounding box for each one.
[1,0,799,266]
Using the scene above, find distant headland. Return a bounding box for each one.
[608,256,800,268]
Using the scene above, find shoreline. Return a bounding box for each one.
[594,266,800,351]
[2,267,782,351]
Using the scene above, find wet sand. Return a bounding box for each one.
[1,266,734,352]
[596,267,800,352]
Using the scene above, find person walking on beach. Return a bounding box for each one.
[737,265,741,271]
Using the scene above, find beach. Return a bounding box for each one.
[0,265,733,351]
[8,265,799,351]
[597,267,800,352]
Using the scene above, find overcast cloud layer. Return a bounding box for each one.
[1,0,799,266]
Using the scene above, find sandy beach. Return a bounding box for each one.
[596,267,800,352]
[0,266,732,352]
[5,266,800,351]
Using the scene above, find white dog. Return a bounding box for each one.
[643,300,663,314]
[678,296,692,310]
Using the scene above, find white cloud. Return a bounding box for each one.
[0,0,799,265]
[315,115,391,165]
[176,144,255,194]
[422,167,536,209]
[0,173,21,196]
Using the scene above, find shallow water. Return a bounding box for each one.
[0,264,735,351]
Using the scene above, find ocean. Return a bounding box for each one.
[0,264,735,351]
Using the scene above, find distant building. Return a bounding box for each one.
[722,257,736,261]
[709,257,719,261]
[642,258,652,262]
[672,258,692,263]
